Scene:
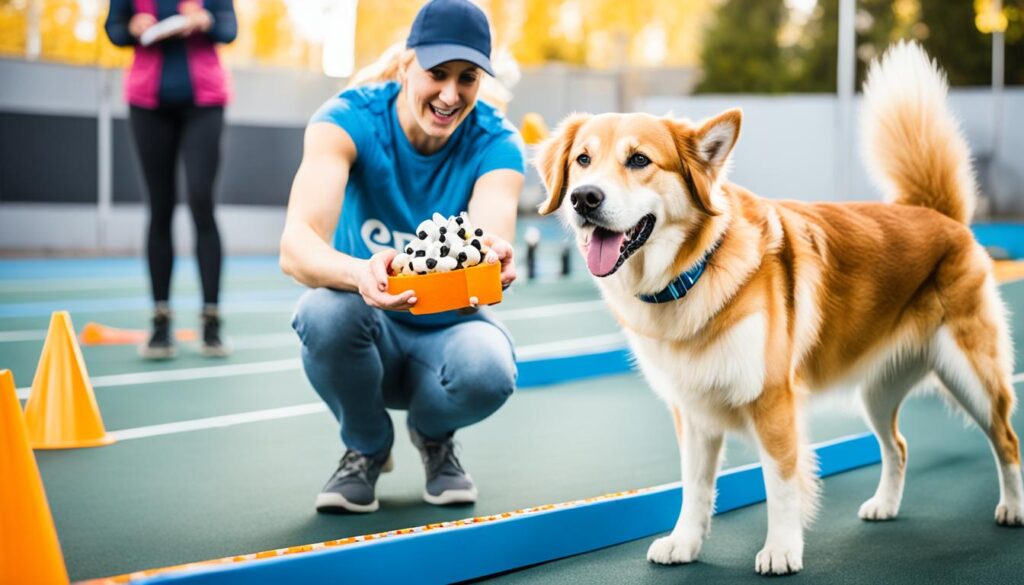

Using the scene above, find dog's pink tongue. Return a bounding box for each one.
[587,228,625,277]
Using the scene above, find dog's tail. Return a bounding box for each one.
[861,41,977,224]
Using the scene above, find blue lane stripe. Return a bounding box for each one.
[973,223,1024,259]
[517,348,633,387]
[133,433,880,585]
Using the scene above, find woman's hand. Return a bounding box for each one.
[128,13,157,38]
[356,250,417,312]
[456,234,514,315]
[178,1,213,35]
[483,234,516,290]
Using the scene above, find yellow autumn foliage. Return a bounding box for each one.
[1,0,714,71]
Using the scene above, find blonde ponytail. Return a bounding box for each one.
[345,43,416,89]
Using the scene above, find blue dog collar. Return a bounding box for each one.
[637,242,719,304]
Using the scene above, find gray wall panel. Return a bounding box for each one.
[219,125,303,206]
[110,119,303,206]
[0,112,98,204]
[112,117,144,203]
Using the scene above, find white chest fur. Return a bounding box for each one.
[625,312,767,410]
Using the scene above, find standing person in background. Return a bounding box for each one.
[280,0,525,514]
[104,0,236,359]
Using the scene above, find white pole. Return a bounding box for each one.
[836,0,856,201]
[991,0,1005,166]
[97,67,113,252]
[26,0,41,60]
[322,0,358,78]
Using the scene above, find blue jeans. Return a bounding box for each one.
[292,288,517,456]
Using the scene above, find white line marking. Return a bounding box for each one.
[0,329,46,342]
[23,371,1024,443]
[1013,372,1024,385]
[89,358,302,388]
[494,300,606,321]
[16,358,302,399]
[0,300,608,344]
[108,403,328,441]
[12,337,634,399]
[224,333,298,351]
[515,333,626,359]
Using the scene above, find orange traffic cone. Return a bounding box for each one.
[520,112,549,146]
[24,311,115,449]
[79,322,197,346]
[79,322,145,345]
[0,369,71,584]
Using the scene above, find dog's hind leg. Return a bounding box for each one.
[857,357,929,521]
[930,273,1022,525]
[647,410,724,565]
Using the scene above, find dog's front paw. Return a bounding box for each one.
[755,546,802,575]
[995,502,1024,526]
[647,534,701,565]
[858,496,900,521]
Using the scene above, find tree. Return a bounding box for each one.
[920,0,991,86]
[696,0,789,93]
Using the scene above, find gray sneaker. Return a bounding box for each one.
[138,310,176,360]
[199,311,231,358]
[409,428,478,505]
[315,448,394,513]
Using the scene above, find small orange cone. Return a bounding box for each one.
[24,311,115,449]
[0,369,71,584]
[80,322,198,346]
[520,112,549,146]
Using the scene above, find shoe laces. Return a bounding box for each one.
[422,439,465,479]
[150,313,171,344]
[203,314,222,345]
[337,449,370,479]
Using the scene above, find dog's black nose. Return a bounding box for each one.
[570,186,605,215]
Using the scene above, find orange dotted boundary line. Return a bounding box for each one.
[78,487,651,585]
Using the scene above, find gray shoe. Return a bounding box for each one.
[199,310,231,358]
[138,310,176,360]
[409,427,478,505]
[315,448,394,513]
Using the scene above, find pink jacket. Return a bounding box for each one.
[125,0,231,108]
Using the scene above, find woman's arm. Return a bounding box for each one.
[280,124,416,310]
[178,0,237,43]
[104,0,140,46]
[468,169,524,289]
[200,0,238,44]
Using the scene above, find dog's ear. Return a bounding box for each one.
[695,109,741,172]
[533,113,591,216]
[670,109,741,216]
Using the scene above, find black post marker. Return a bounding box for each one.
[561,243,571,278]
[524,226,541,281]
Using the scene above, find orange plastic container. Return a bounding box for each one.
[388,261,502,315]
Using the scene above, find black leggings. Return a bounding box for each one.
[129,105,224,306]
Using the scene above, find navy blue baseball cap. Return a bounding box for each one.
[406,0,494,76]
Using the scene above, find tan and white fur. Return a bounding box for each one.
[533,42,1021,575]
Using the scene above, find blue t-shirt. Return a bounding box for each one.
[310,81,525,327]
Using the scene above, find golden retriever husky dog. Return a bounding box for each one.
[533,41,1021,575]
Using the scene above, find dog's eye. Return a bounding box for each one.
[627,153,651,169]
[576,153,591,167]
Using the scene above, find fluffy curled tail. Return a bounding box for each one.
[860,41,977,224]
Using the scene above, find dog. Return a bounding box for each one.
[533,41,1022,575]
